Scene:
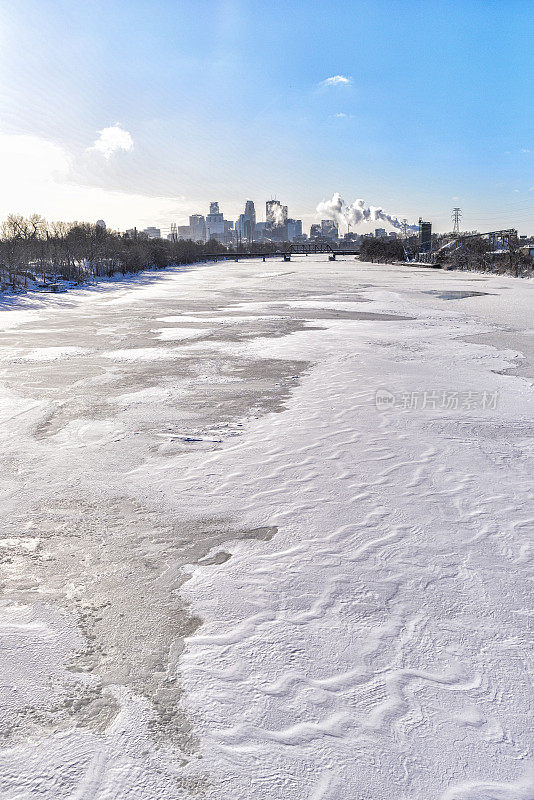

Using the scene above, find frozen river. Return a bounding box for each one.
[0,258,532,799]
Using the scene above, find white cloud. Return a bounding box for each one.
[90,123,134,159]
[334,112,347,118]
[520,148,530,153]
[320,75,352,87]
[0,132,188,229]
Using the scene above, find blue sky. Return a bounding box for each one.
[0,0,533,233]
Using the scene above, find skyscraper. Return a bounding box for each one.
[254,222,268,240]
[189,214,206,242]
[287,219,302,242]
[321,220,339,240]
[206,202,225,241]
[224,219,235,244]
[244,200,256,242]
[266,199,288,227]
[235,214,245,242]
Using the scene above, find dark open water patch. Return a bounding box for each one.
[424,290,495,300]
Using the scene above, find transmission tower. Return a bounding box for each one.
[170,222,178,242]
[401,219,408,238]
[452,208,462,236]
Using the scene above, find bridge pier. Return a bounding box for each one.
[283,254,291,262]
[329,254,336,261]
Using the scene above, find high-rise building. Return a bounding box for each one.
[310,223,321,239]
[143,226,161,239]
[266,199,288,227]
[375,227,387,238]
[244,200,256,242]
[321,220,339,240]
[223,219,235,244]
[178,225,192,239]
[206,203,225,241]
[287,219,302,242]
[189,214,206,242]
[235,214,246,242]
[254,221,268,240]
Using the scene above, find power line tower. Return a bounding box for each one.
[452,208,462,236]
[170,222,178,243]
[401,219,408,238]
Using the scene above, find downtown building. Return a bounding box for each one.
[236,200,256,243]
[321,220,339,241]
[287,219,302,242]
[142,226,161,239]
[205,202,235,243]
[190,214,206,242]
[206,202,225,241]
[265,199,288,241]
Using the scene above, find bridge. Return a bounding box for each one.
[202,241,360,263]
[287,242,360,257]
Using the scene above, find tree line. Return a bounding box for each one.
[2,214,532,289]
[434,234,532,277]
[359,236,406,263]
[359,230,533,277]
[0,214,285,291]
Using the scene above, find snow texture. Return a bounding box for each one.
[0,258,532,800]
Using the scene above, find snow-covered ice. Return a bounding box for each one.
[0,259,532,799]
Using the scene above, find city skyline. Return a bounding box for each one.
[1,1,534,233]
[123,195,388,244]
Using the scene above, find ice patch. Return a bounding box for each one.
[0,346,89,362]
[102,347,180,361]
[153,327,208,341]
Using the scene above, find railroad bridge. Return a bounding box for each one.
[204,241,360,263]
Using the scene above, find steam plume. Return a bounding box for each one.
[316,192,417,232]
[270,205,285,226]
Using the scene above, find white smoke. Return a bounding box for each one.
[270,205,285,226]
[316,192,417,232]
